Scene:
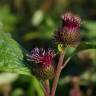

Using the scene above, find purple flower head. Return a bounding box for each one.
[55,12,81,45]
[61,12,81,32]
[27,48,55,80]
[27,48,55,66]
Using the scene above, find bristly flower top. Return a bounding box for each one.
[55,12,81,45]
[27,48,55,80]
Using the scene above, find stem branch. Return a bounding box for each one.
[61,57,71,69]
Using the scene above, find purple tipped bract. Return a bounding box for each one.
[61,12,81,32]
[27,48,55,66]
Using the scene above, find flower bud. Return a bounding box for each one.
[27,48,55,80]
[55,12,81,46]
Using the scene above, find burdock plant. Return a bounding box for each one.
[27,12,82,96]
[0,11,96,96]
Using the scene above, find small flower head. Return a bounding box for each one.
[55,12,81,45]
[27,48,55,80]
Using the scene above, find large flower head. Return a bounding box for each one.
[55,12,81,45]
[27,48,55,80]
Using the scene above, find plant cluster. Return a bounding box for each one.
[27,12,82,96]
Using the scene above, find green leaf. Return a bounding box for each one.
[0,32,31,76]
[74,42,96,54]
[84,21,96,37]
[66,42,96,63]
[0,5,18,32]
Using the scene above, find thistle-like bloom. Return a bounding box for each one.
[27,48,55,80]
[55,12,81,45]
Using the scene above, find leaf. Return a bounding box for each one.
[66,42,96,63]
[84,21,96,37]
[0,5,17,32]
[74,42,96,55]
[29,78,44,96]
[0,32,31,76]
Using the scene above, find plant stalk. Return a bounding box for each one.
[45,80,50,96]
[50,50,65,96]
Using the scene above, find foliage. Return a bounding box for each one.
[0,5,17,32]
[0,32,44,96]
[0,0,96,96]
[0,32,31,75]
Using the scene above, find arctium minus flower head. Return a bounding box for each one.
[55,12,81,46]
[27,48,55,80]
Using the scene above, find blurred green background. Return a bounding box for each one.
[0,0,96,96]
